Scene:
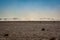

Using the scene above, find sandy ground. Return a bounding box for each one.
[0,21,60,40]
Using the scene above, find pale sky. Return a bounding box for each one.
[0,0,60,21]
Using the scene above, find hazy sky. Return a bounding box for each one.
[0,0,60,20]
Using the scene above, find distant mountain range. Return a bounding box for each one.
[0,18,59,21]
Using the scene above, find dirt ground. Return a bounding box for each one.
[0,21,60,40]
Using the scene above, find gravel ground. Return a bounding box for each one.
[0,21,60,40]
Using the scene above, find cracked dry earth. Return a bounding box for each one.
[0,21,60,40]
